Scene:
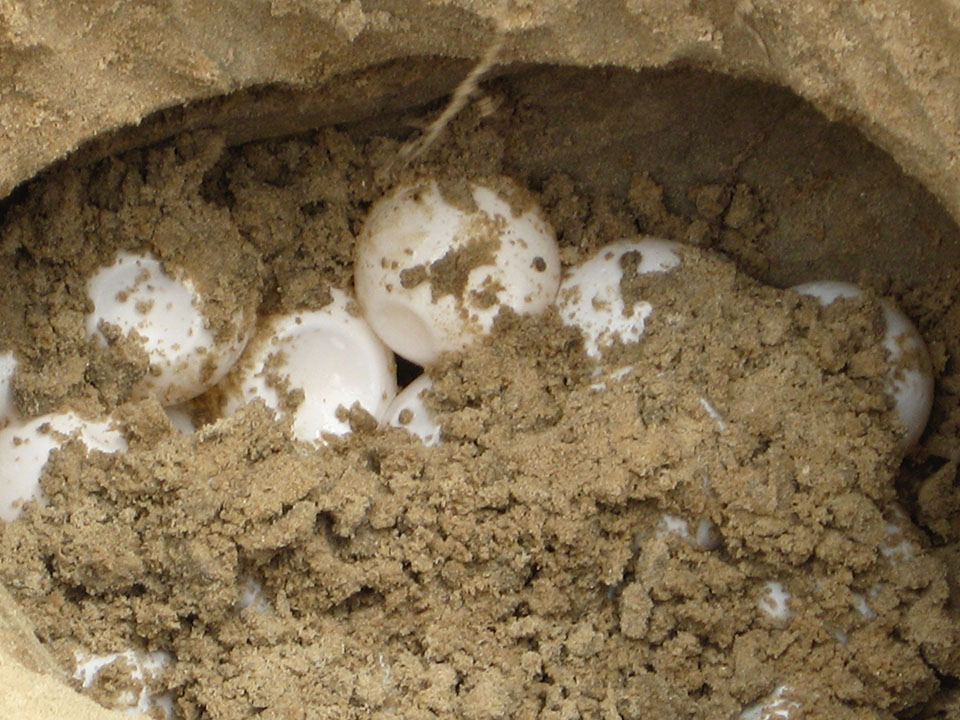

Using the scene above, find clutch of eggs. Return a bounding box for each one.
[0,174,938,720]
[0,174,937,525]
[555,239,934,449]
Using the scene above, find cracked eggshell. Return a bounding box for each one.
[557,238,682,359]
[221,288,397,442]
[792,280,934,448]
[0,412,127,521]
[85,252,253,406]
[382,374,440,446]
[354,178,561,366]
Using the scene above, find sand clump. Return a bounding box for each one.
[0,89,959,720]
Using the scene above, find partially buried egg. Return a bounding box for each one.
[85,251,254,406]
[382,374,441,446]
[557,237,683,359]
[792,281,934,448]
[354,177,561,366]
[220,288,397,442]
[73,648,173,717]
[0,412,127,521]
[0,351,17,423]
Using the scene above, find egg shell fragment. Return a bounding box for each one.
[792,280,933,448]
[85,251,252,406]
[222,288,397,442]
[557,237,682,359]
[0,412,127,521]
[355,178,561,366]
[383,374,440,446]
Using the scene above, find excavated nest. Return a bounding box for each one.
[1,2,959,718]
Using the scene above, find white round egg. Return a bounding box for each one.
[792,281,934,448]
[354,178,561,366]
[0,412,127,522]
[0,351,17,425]
[85,251,252,406]
[222,288,397,442]
[557,238,682,358]
[382,374,441,446]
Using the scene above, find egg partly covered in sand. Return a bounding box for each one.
[382,374,441,446]
[556,237,682,359]
[0,412,127,521]
[0,351,17,424]
[85,251,253,406]
[354,178,561,366]
[73,648,173,718]
[221,288,397,442]
[792,281,934,448]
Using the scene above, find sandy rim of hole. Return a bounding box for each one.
[0,1,957,228]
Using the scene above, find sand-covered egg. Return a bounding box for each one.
[557,238,682,358]
[221,288,397,442]
[382,374,440,446]
[792,281,934,448]
[73,648,173,717]
[739,685,799,719]
[85,251,254,406]
[354,178,561,366]
[0,412,127,521]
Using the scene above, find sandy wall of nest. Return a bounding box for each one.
[0,1,958,225]
[0,1,959,718]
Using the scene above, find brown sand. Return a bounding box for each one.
[1,76,960,720]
